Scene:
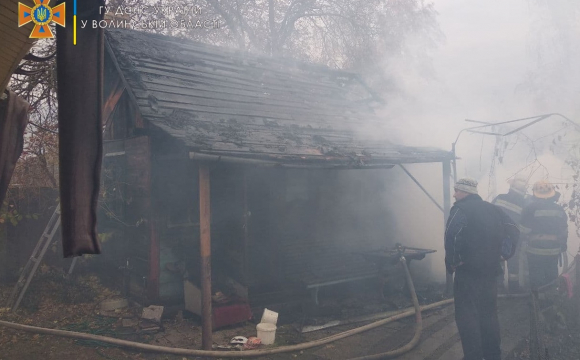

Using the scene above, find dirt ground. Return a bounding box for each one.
[1,267,579,360]
[0,266,444,360]
[506,296,580,360]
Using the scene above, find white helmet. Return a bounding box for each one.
[230,336,248,345]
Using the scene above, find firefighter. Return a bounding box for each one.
[445,178,519,360]
[520,180,568,289]
[492,176,528,292]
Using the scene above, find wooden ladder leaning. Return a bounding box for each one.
[6,204,65,312]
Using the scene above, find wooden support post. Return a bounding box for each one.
[442,160,453,295]
[198,163,212,350]
[242,169,249,286]
[148,215,159,301]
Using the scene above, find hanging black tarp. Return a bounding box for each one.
[0,90,29,206]
[56,0,105,257]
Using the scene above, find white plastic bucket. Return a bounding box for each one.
[256,322,277,345]
[260,308,279,325]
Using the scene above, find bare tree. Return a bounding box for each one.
[131,0,442,84]
[520,0,580,108]
[6,0,442,192]
[9,38,59,189]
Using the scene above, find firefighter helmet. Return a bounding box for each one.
[532,180,555,199]
[508,176,528,195]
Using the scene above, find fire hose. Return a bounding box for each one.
[347,256,423,359]
[0,256,448,358]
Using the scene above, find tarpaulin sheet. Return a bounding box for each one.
[56,0,105,257]
[0,90,29,206]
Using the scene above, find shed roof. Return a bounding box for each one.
[105,29,452,167]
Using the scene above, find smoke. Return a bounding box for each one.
[357,0,580,282]
[379,163,448,283]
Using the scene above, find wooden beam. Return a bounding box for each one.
[148,210,160,301]
[198,163,212,350]
[241,169,250,286]
[103,78,125,128]
[104,39,145,129]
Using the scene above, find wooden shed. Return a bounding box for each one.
[100,29,453,339]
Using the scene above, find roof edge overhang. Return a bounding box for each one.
[189,151,454,169]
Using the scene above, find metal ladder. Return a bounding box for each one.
[7,204,62,312]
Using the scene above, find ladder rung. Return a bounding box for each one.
[8,204,61,312]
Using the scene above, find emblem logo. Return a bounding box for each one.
[18,0,66,39]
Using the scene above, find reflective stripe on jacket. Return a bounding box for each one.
[521,196,567,256]
[492,190,526,225]
[494,199,522,216]
[526,247,561,256]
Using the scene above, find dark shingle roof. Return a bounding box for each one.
[105,29,452,167]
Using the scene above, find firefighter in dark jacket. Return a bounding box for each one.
[520,180,568,289]
[492,176,528,292]
[445,178,520,360]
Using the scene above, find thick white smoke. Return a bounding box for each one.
[369,0,580,282]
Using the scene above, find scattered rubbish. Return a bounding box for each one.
[212,336,257,351]
[230,336,248,345]
[212,344,243,351]
[184,280,201,316]
[212,291,229,304]
[121,318,138,328]
[139,319,161,333]
[302,320,341,333]
[141,305,164,323]
[175,310,184,322]
[244,336,262,350]
[301,308,407,333]
[256,322,276,345]
[261,308,278,325]
[99,298,128,312]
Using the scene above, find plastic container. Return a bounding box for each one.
[260,308,279,325]
[256,322,277,345]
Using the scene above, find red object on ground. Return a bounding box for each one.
[244,337,262,349]
[560,273,573,299]
[212,302,253,329]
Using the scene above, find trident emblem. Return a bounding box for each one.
[18,0,66,39]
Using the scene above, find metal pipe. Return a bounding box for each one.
[399,164,444,212]
[348,256,423,360]
[442,160,453,295]
[503,114,551,136]
[451,143,457,184]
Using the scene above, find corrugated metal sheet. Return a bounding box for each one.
[0,0,36,92]
[105,29,452,167]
